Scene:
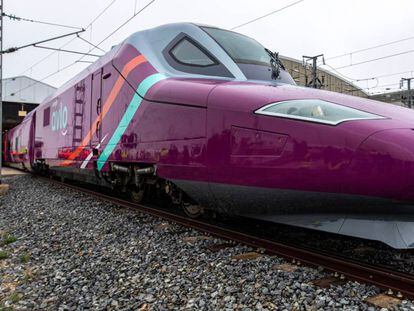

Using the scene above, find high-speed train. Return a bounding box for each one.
[5,23,414,248]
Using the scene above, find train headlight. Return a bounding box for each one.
[255,99,385,125]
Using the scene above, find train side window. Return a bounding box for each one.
[163,33,234,78]
[43,107,50,127]
[170,38,216,67]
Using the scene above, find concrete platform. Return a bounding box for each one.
[1,167,27,176]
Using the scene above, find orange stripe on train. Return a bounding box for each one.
[60,54,147,167]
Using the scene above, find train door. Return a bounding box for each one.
[3,132,9,163]
[28,111,36,168]
[90,68,103,147]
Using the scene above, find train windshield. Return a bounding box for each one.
[202,27,295,84]
[203,27,271,66]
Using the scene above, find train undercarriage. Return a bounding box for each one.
[31,161,206,219]
[9,158,414,249]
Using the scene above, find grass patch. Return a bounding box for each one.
[19,253,30,264]
[23,273,31,283]
[0,251,8,260]
[22,268,36,283]
[0,292,22,310]
[8,293,21,304]
[2,235,17,245]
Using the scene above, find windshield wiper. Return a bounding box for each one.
[265,48,284,80]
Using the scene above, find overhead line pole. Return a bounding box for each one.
[0,0,3,184]
[303,54,324,89]
[401,77,413,108]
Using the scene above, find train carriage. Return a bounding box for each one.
[6,23,414,249]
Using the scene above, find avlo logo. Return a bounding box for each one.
[51,100,68,136]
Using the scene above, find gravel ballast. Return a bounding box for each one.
[1,174,414,310]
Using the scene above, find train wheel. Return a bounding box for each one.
[130,188,145,203]
[182,203,203,218]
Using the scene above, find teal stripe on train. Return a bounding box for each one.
[97,73,166,171]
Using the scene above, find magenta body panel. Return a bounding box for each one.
[7,65,414,202]
[6,23,414,248]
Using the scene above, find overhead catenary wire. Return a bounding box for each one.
[297,65,414,96]
[364,82,400,91]
[2,12,83,30]
[369,87,405,95]
[292,61,408,91]
[334,49,414,70]
[317,36,414,92]
[226,1,414,86]
[319,69,412,95]
[92,0,157,48]
[76,35,106,53]
[76,60,94,64]
[12,0,119,78]
[6,55,89,98]
[8,0,157,98]
[351,79,413,94]
[9,1,407,98]
[319,63,414,96]
[322,81,401,95]
[86,0,118,27]
[375,70,414,80]
[231,0,305,30]
[1,29,85,54]
[287,62,413,95]
[280,57,413,95]
[327,68,414,81]
[33,45,102,57]
[65,0,157,67]
[320,63,376,82]
[14,61,80,92]
[287,68,373,97]
[13,37,78,77]
[326,35,414,61]
[5,0,119,96]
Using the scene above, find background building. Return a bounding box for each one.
[280,56,410,107]
[2,76,56,130]
[281,56,368,98]
[370,90,407,106]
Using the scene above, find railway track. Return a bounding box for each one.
[42,175,414,299]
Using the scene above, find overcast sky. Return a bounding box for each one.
[4,0,414,95]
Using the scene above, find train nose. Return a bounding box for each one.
[349,128,414,201]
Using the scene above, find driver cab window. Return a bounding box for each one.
[171,38,216,67]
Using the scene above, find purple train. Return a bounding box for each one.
[5,23,414,248]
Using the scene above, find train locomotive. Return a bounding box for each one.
[5,23,414,249]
